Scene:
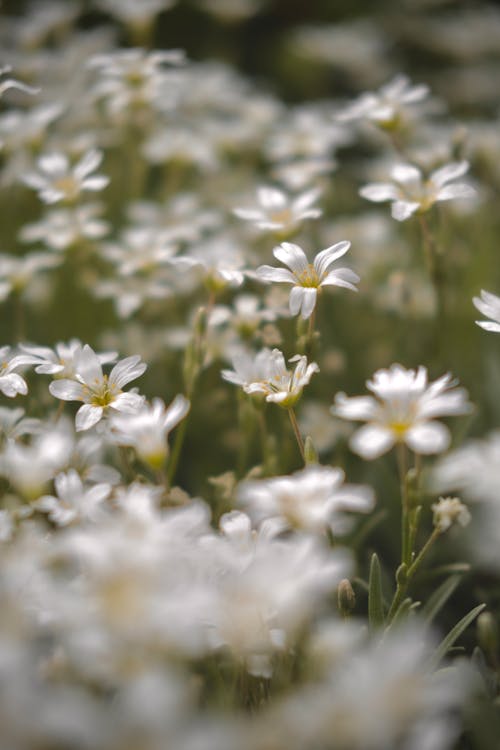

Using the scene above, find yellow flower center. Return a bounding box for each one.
[296,263,320,288]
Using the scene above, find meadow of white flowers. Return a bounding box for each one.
[1,1,500,748]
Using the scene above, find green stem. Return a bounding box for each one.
[397,443,410,566]
[419,214,445,324]
[288,407,305,462]
[387,528,440,623]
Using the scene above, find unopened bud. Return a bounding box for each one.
[304,435,318,465]
[337,578,356,618]
[477,611,498,664]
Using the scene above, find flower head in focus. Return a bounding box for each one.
[360,161,475,221]
[333,363,472,459]
[49,344,146,431]
[256,241,359,319]
[473,289,500,333]
[223,348,318,408]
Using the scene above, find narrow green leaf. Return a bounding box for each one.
[427,603,486,670]
[422,574,461,625]
[368,553,384,629]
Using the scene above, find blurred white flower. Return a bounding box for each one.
[49,344,146,431]
[238,465,374,535]
[0,346,39,398]
[22,149,109,205]
[22,339,116,378]
[33,469,111,526]
[234,185,322,235]
[473,289,500,333]
[360,161,475,221]
[110,395,190,469]
[256,241,359,319]
[0,252,60,301]
[336,74,429,128]
[19,203,109,251]
[333,364,471,459]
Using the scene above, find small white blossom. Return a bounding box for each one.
[233,185,322,235]
[333,364,472,459]
[19,203,110,251]
[473,289,500,333]
[33,469,111,526]
[336,74,429,128]
[49,345,147,431]
[238,465,374,535]
[257,241,359,319]
[223,348,318,408]
[360,161,475,221]
[432,496,471,533]
[22,149,109,205]
[110,395,190,469]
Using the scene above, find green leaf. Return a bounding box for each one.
[427,603,486,670]
[368,553,384,629]
[422,574,462,625]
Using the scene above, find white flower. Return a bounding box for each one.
[256,241,359,319]
[238,465,374,535]
[433,432,500,504]
[333,364,472,459]
[19,203,110,251]
[110,395,190,469]
[21,339,117,378]
[0,346,38,398]
[49,345,147,431]
[233,185,322,235]
[473,289,500,332]
[33,469,111,526]
[22,149,109,205]
[360,161,475,221]
[223,348,318,408]
[95,0,177,25]
[432,496,471,533]
[336,74,429,128]
[0,252,60,300]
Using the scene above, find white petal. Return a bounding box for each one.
[273,242,309,274]
[359,183,398,202]
[256,265,295,284]
[0,373,27,397]
[110,355,146,389]
[163,394,190,432]
[435,184,475,202]
[49,379,84,401]
[391,200,420,221]
[314,241,350,277]
[333,393,378,421]
[476,320,500,332]
[431,161,469,188]
[405,422,450,454]
[74,149,102,179]
[76,404,103,431]
[391,164,422,185]
[110,392,145,413]
[299,288,318,319]
[321,268,359,290]
[257,186,286,210]
[289,286,305,316]
[350,423,395,459]
[74,345,103,386]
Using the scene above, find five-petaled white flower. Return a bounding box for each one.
[22,148,110,205]
[256,241,359,319]
[49,344,146,431]
[360,161,475,221]
[336,74,429,129]
[233,185,322,235]
[473,289,500,333]
[223,347,318,408]
[333,363,472,459]
[33,469,111,526]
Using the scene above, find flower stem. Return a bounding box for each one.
[288,407,305,462]
[387,528,440,623]
[419,214,445,324]
[397,443,411,567]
